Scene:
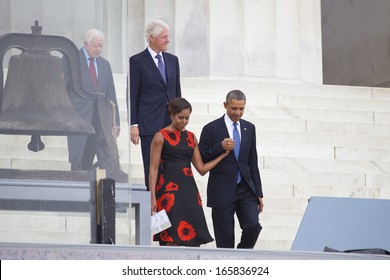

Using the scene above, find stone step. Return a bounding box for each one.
[261,142,390,162]
[0,211,131,233]
[3,147,389,191]
[240,105,375,124]
[258,131,390,149]
[0,142,131,162]
[190,98,386,125]
[292,184,389,199]
[187,93,390,117]
[0,229,133,245]
[261,142,334,160]
[2,74,390,252]
[200,211,300,250]
[181,78,375,100]
[260,197,309,212]
[262,168,390,190]
[259,224,299,241]
[263,156,390,175]
[0,144,69,161]
[0,135,68,146]
[306,120,390,137]
[255,239,294,251]
[194,168,390,201]
[2,122,389,155]
[278,95,390,113]
[262,181,389,200]
[262,169,366,188]
[261,209,304,226]
[187,116,390,137]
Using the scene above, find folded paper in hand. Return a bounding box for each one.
[151,209,172,235]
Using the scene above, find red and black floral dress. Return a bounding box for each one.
[154,128,214,246]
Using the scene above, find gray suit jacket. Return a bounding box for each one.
[66,48,120,168]
[68,48,119,125]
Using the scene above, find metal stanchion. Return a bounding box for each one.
[90,169,116,244]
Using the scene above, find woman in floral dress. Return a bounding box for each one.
[149,97,230,246]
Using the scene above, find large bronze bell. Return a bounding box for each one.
[0,21,95,151]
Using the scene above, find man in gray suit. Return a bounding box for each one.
[66,29,120,171]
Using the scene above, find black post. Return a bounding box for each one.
[90,170,116,244]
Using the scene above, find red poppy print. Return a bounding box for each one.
[197,193,202,206]
[186,132,195,148]
[157,193,175,212]
[166,181,179,191]
[160,230,173,242]
[183,167,193,177]
[156,174,164,192]
[177,220,196,241]
[161,129,180,146]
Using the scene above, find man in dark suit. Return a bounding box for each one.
[199,90,264,249]
[129,19,181,190]
[67,29,120,171]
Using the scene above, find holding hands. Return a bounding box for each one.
[222,138,235,151]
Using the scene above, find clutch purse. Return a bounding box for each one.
[151,209,172,235]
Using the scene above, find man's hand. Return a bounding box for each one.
[112,126,121,138]
[130,126,140,144]
[222,138,235,151]
[258,197,264,214]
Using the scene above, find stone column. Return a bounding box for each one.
[273,0,323,83]
[209,0,244,76]
[144,0,176,52]
[274,0,301,80]
[175,0,210,76]
[103,0,125,73]
[244,0,275,77]
[127,0,146,61]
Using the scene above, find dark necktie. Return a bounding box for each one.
[89,57,97,91]
[233,122,242,183]
[155,54,166,84]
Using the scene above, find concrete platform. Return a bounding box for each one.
[1,243,389,260]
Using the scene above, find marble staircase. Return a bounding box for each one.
[1,74,390,250]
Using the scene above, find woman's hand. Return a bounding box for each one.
[151,196,157,215]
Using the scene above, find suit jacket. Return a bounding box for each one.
[199,115,263,208]
[66,48,120,166]
[129,48,181,136]
[67,48,120,126]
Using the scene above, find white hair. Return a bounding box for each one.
[145,19,169,44]
[84,29,104,44]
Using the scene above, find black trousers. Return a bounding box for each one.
[140,135,153,190]
[211,181,262,249]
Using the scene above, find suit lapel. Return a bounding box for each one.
[162,53,170,85]
[143,49,166,85]
[95,57,103,90]
[218,116,238,161]
[238,120,249,160]
[218,116,229,138]
[79,48,94,92]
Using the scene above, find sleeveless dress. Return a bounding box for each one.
[153,128,214,246]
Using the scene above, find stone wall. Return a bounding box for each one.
[322,0,390,87]
[1,0,323,83]
[127,0,323,83]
